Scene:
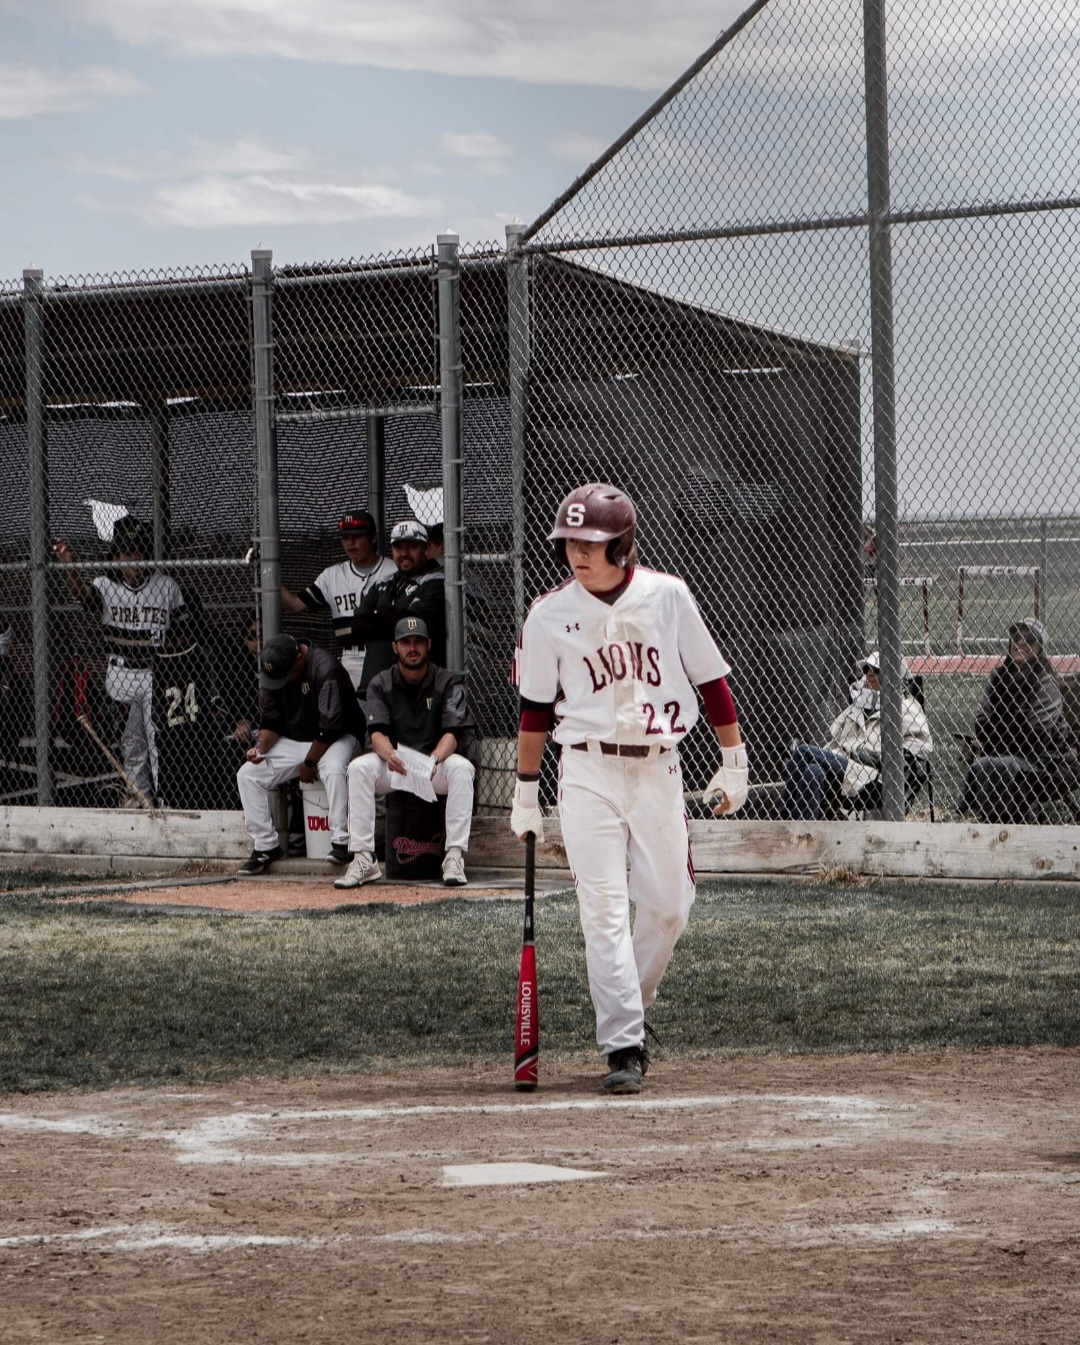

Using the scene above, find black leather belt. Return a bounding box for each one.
[570,742,669,758]
[108,653,154,670]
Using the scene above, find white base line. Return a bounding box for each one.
[281,1094,893,1122]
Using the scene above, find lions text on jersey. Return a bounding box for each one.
[513,567,730,748]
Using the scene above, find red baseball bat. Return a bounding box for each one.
[513,831,539,1091]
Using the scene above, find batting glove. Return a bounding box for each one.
[510,778,545,844]
[703,745,749,816]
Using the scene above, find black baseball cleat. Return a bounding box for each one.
[603,1046,646,1095]
[287,833,307,858]
[237,846,283,876]
[327,843,352,866]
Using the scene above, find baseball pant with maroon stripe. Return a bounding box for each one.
[558,745,695,1059]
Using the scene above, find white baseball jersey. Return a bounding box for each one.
[513,567,731,748]
[91,573,186,661]
[303,556,397,688]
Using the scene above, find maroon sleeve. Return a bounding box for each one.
[519,697,555,733]
[699,676,738,727]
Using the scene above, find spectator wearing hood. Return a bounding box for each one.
[957,618,1078,824]
[780,650,933,820]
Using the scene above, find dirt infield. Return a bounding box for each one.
[2,1048,1079,1344]
[56,871,560,914]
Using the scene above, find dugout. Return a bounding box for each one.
[0,248,860,803]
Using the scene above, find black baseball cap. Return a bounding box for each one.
[259,633,301,689]
[339,510,377,536]
[110,517,151,558]
[394,616,430,641]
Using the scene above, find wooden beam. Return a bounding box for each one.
[1,809,1078,882]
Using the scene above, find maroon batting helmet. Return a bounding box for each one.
[548,483,637,568]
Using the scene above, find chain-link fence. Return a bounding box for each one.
[0,266,260,811]
[2,0,1079,835]
[498,0,1080,829]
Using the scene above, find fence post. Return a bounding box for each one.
[150,399,170,561]
[506,222,529,634]
[437,231,466,673]
[1038,516,1048,628]
[251,248,281,640]
[863,0,905,821]
[366,412,386,546]
[23,267,54,806]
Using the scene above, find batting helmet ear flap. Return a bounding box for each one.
[605,537,638,568]
[553,538,569,568]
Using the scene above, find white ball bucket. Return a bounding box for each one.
[299,780,333,859]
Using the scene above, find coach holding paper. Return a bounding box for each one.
[335,616,475,890]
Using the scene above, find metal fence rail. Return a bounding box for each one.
[2,0,1079,835]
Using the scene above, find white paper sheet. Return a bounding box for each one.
[389,744,438,803]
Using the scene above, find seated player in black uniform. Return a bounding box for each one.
[236,633,365,874]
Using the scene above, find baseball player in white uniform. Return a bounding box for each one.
[54,519,186,802]
[281,510,396,691]
[510,483,749,1094]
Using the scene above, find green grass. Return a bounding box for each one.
[0,870,111,894]
[2,878,1080,1094]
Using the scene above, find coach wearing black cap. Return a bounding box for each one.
[280,510,396,691]
[335,615,474,889]
[349,518,446,696]
[236,633,365,875]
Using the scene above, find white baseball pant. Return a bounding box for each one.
[237,734,358,852]
[346,752,475,856]
[105,659,157,798]
[558,745,695,1058]
[340,649,365,691]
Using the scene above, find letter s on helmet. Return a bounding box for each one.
[548,483,637,568]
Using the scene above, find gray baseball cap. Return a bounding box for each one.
[1009,616,1047,648]
[259,633,301,689]
[394,616,430,641]
[390,519,428,544]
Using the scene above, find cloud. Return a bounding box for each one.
[140,175,442,228]
[441,131,511,161]
[0,64,148,119]
[440,131,511,177]
[85,134,313,184]
[77,131,443,230]
[184,135,313,176]
[551,131,612,165]
[68,0,744,91]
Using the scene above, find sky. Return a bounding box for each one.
[3,0,1079,520]
[0,0,747,280]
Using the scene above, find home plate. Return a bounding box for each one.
[442,1162,609,1187]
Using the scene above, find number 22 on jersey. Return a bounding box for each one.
[643,700,686,736]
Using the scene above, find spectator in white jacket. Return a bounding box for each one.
[780,651,933,819]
